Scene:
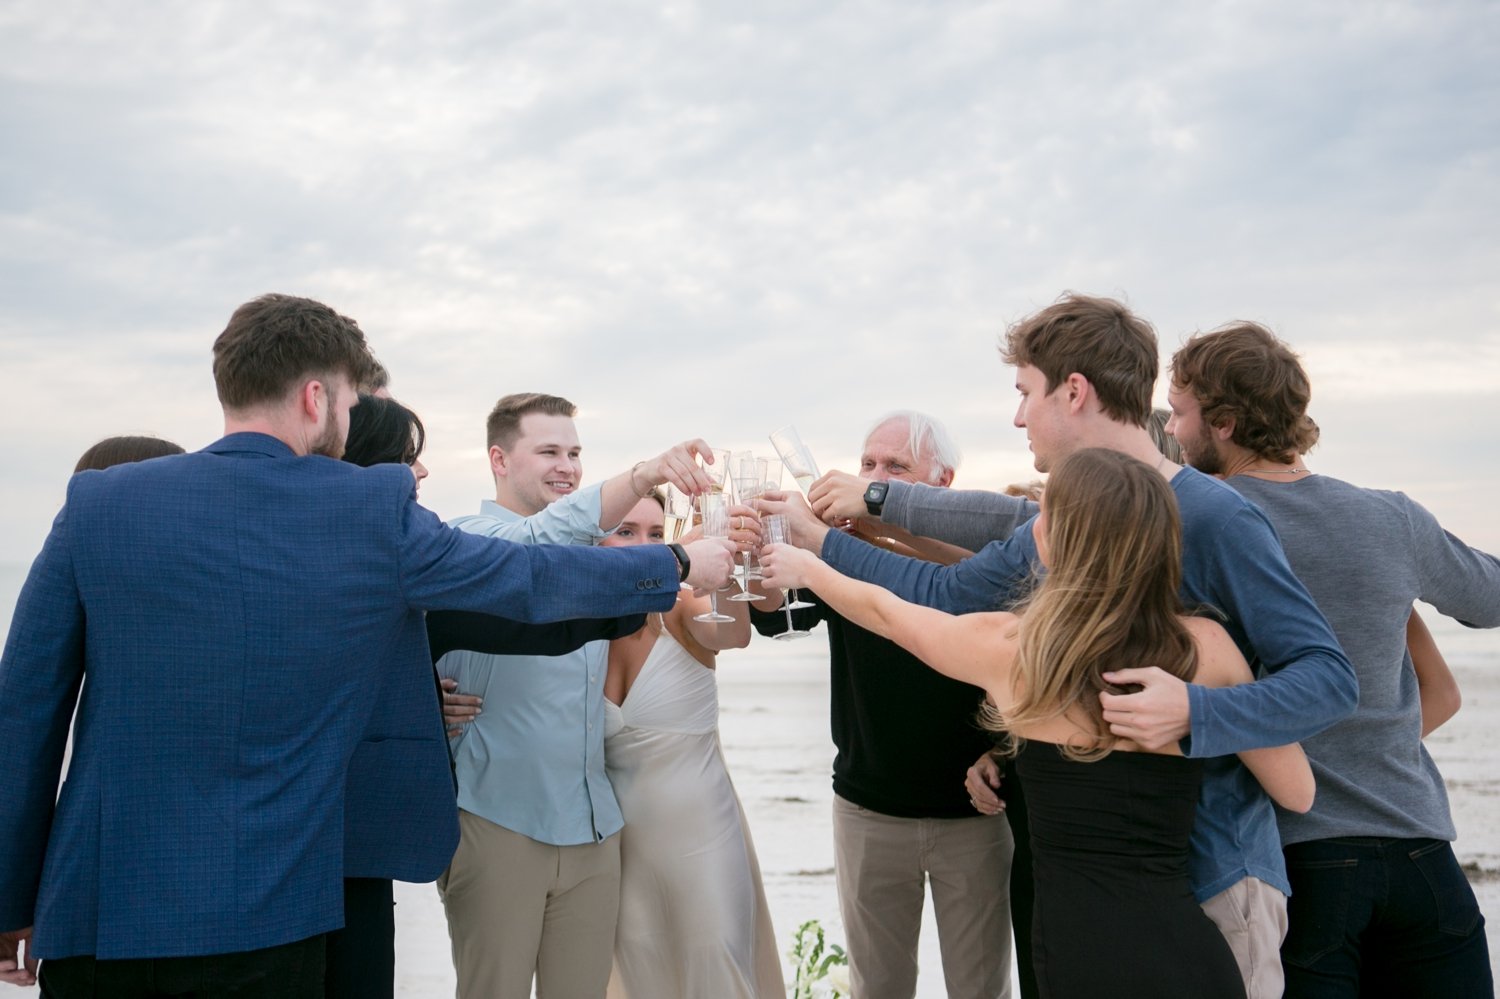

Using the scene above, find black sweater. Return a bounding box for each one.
[752,592,994,818]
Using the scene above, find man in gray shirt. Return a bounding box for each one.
[1166,321,1499,998]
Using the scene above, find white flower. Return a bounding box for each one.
[826,964,851,995]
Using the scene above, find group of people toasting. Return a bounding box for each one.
[0,290,1495,999]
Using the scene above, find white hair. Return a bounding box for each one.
[865,410,961,484]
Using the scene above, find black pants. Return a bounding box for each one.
[324,877,395,999]
[39,933,324,999]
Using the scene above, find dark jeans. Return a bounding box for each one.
[39,933,324,999]
[1282,836,1492,999]
[324,877,395,999]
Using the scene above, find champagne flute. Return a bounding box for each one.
[699,448,731,497]
[663,483,694,543]
[693,493,736,623]
[763,513,810,639]
[728,452,767,602]
[768,425,820,494]
[697,448,732,591]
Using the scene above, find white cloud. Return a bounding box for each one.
[2,0,1498,565]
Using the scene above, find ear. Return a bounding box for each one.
[1212,416,1236,442]
[1062,372,1093,414]
[933,467,956,488]
[488,444,509,479]
[298,380,325,423]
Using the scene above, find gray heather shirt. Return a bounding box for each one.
[1226,474,1500,845]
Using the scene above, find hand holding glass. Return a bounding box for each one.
[693,493,736,623]
[762,514,810,639]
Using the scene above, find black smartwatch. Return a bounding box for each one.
[863,481,889,517]
[667,542,691,583]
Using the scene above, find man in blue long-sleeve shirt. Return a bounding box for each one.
[767,293,1355,999]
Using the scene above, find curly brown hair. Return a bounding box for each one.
[1170,322,1319,463]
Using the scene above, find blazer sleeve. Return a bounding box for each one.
[394,490,681,622]
[0,505,87,931]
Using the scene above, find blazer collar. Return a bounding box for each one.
[202,432,298,459]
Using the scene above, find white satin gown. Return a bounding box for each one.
[602,626,784,999]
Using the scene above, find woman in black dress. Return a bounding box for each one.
[762,448,1314,999]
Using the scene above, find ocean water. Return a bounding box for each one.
[2,562,1497,996]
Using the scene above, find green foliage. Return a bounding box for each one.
[787,918,850,999]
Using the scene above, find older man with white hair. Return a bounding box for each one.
[754,411,1014,999]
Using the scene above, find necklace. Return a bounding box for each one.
[1248,466,1308,475]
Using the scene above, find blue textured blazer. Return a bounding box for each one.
[0,433,682,959]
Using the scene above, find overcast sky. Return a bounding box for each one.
[2,0,1497,568]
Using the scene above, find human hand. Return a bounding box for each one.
[1099,667,1191,750]
[682,538,736,592]
[965,752,1005,816]
[0,926,36,987]
[758,542,823,592]
[643,439,716,495]
[809,471,876,526]
[753,490,830,554]
[440,678,482,738]
[725,503,763,554]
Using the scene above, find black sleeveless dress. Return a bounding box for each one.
[1015,740,1245,999]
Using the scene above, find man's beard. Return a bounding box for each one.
[310,416,344,459]
[1183,426,1222,476]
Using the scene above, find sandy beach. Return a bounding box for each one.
[2,580,1495,997]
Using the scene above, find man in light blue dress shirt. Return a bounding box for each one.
[435,391,716,999]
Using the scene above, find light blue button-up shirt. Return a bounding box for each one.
[438,488,623,846]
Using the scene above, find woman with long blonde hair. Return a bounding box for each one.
[762,447,1313,999]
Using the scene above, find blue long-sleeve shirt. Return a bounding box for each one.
[830,466,1357,900]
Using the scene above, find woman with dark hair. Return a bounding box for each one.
[332,393,643,999]
[74,435,185,472]
[342,395,426,482]
[763,448,1313,999]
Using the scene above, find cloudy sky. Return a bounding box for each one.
[2,0,1497,567]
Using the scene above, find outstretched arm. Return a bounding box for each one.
[597,438,717,531]
[759,543,1019,691]
[808,473,1038,552]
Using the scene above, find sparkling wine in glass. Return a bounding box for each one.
[728,453,767,602]
[663,484,694,543]
[700,447,731,497]
[693,493,736,623]
[768,426,820,495]
[763,514,811,639]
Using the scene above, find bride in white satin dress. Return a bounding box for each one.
[600,494,785,999]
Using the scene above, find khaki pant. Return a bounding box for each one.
[833,794,1014,999]
[437,809,621,999]
[1200,875,1289,999]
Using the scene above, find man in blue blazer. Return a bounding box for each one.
[0,293,733,996]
